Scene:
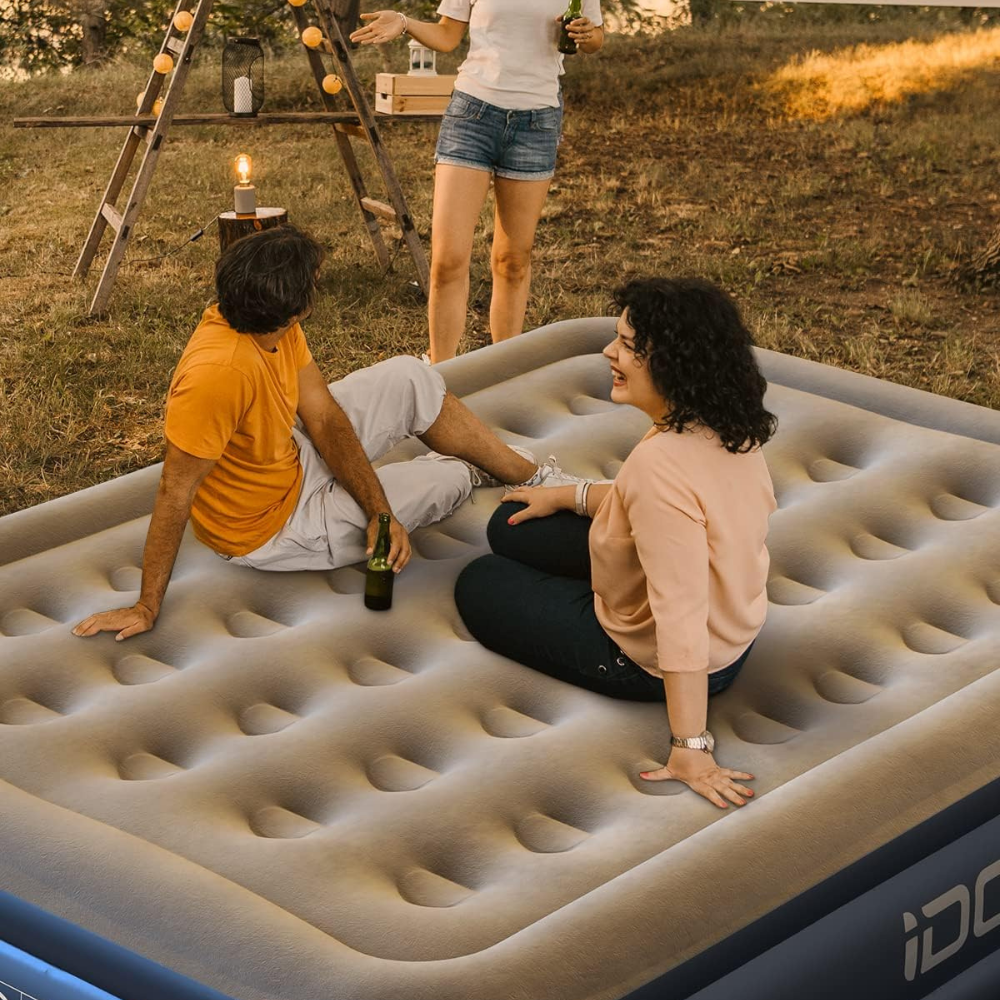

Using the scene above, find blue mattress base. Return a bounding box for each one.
[0,899,232,1000]
[2,774,997,1000]
[0,943,122,1000]
[629,773,1000,1000]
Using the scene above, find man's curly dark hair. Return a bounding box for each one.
[215,224,325,335]
[612,277,777,454]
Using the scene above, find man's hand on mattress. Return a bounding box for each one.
[366,513,411,572]
[72,602,156,642]
[640,750,755,809]
[502,485,572,523]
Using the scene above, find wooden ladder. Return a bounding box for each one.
[74,0,210,315]
[74,0,429,316]
[292,0,429,295]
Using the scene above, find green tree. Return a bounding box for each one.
[1,0,295,73]
[2,1,171,72]
[2,0,659,73]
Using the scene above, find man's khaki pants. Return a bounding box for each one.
[230,356,471,572]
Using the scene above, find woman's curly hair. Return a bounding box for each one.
[612,277,777,453]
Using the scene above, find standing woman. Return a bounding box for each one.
[351,1,604,362]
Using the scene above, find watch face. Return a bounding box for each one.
[704,731,715,752]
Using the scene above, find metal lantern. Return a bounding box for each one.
[222,37,264,117]
[407,38,437,76]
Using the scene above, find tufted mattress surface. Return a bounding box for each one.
[1,319,1000,1000]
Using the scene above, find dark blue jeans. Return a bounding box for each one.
[455,502,751,701]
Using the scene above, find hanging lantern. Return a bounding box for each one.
[222,37,264,118]
[407,38,437,76]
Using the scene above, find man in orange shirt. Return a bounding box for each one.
[73,226,577,641]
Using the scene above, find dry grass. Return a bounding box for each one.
[1,18,999,516]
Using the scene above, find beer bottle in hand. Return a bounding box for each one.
[364,513,394,611]
[558,0,583,55]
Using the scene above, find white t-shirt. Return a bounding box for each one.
[436,0,603,110]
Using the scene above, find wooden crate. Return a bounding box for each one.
[375,73,457,116]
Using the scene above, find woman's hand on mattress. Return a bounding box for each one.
[640,749,755,809]
[72,602,156,642]
[502,485,574,524]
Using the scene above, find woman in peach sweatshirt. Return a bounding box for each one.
[455,277,777,809]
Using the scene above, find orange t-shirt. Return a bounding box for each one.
[164,305,313,556]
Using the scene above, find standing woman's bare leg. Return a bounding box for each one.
[428,164,493,363]
[489,176,552,343]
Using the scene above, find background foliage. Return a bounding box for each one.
[2,0,659,73]
[6,0,998,75]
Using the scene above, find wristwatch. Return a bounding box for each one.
[670,730,715,753]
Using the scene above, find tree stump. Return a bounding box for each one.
[218,208,288,253]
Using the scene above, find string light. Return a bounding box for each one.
[135,93,164,115]
[301,27,323,49]
[153,53,174,74]
[322,74,343,95]
[173,11,193,31]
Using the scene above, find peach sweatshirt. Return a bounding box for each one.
[589,426,776,676]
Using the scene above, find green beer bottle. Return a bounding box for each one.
[558,0,583,55]
[364,513,394,611]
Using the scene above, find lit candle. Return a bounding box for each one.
[234,153,256,216]
[233,75,253,115]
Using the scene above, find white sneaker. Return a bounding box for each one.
[463,445,538,488]
[518,455,599,489]
[425,446,599,492]
[420,445,537,500]
[468,451,595,490]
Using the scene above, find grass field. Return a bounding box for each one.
[1,16,999,516]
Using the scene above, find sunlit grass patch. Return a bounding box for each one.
[763,27,1000,118]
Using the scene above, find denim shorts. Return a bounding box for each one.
[434,90,563,182]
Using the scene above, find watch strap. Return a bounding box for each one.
[670,730,714,752]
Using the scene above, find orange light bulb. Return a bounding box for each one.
[235,154,253,186]
[153,53,174,74]
[173,10,193,31]
[322,74,343,95]
[301,26,323,49]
